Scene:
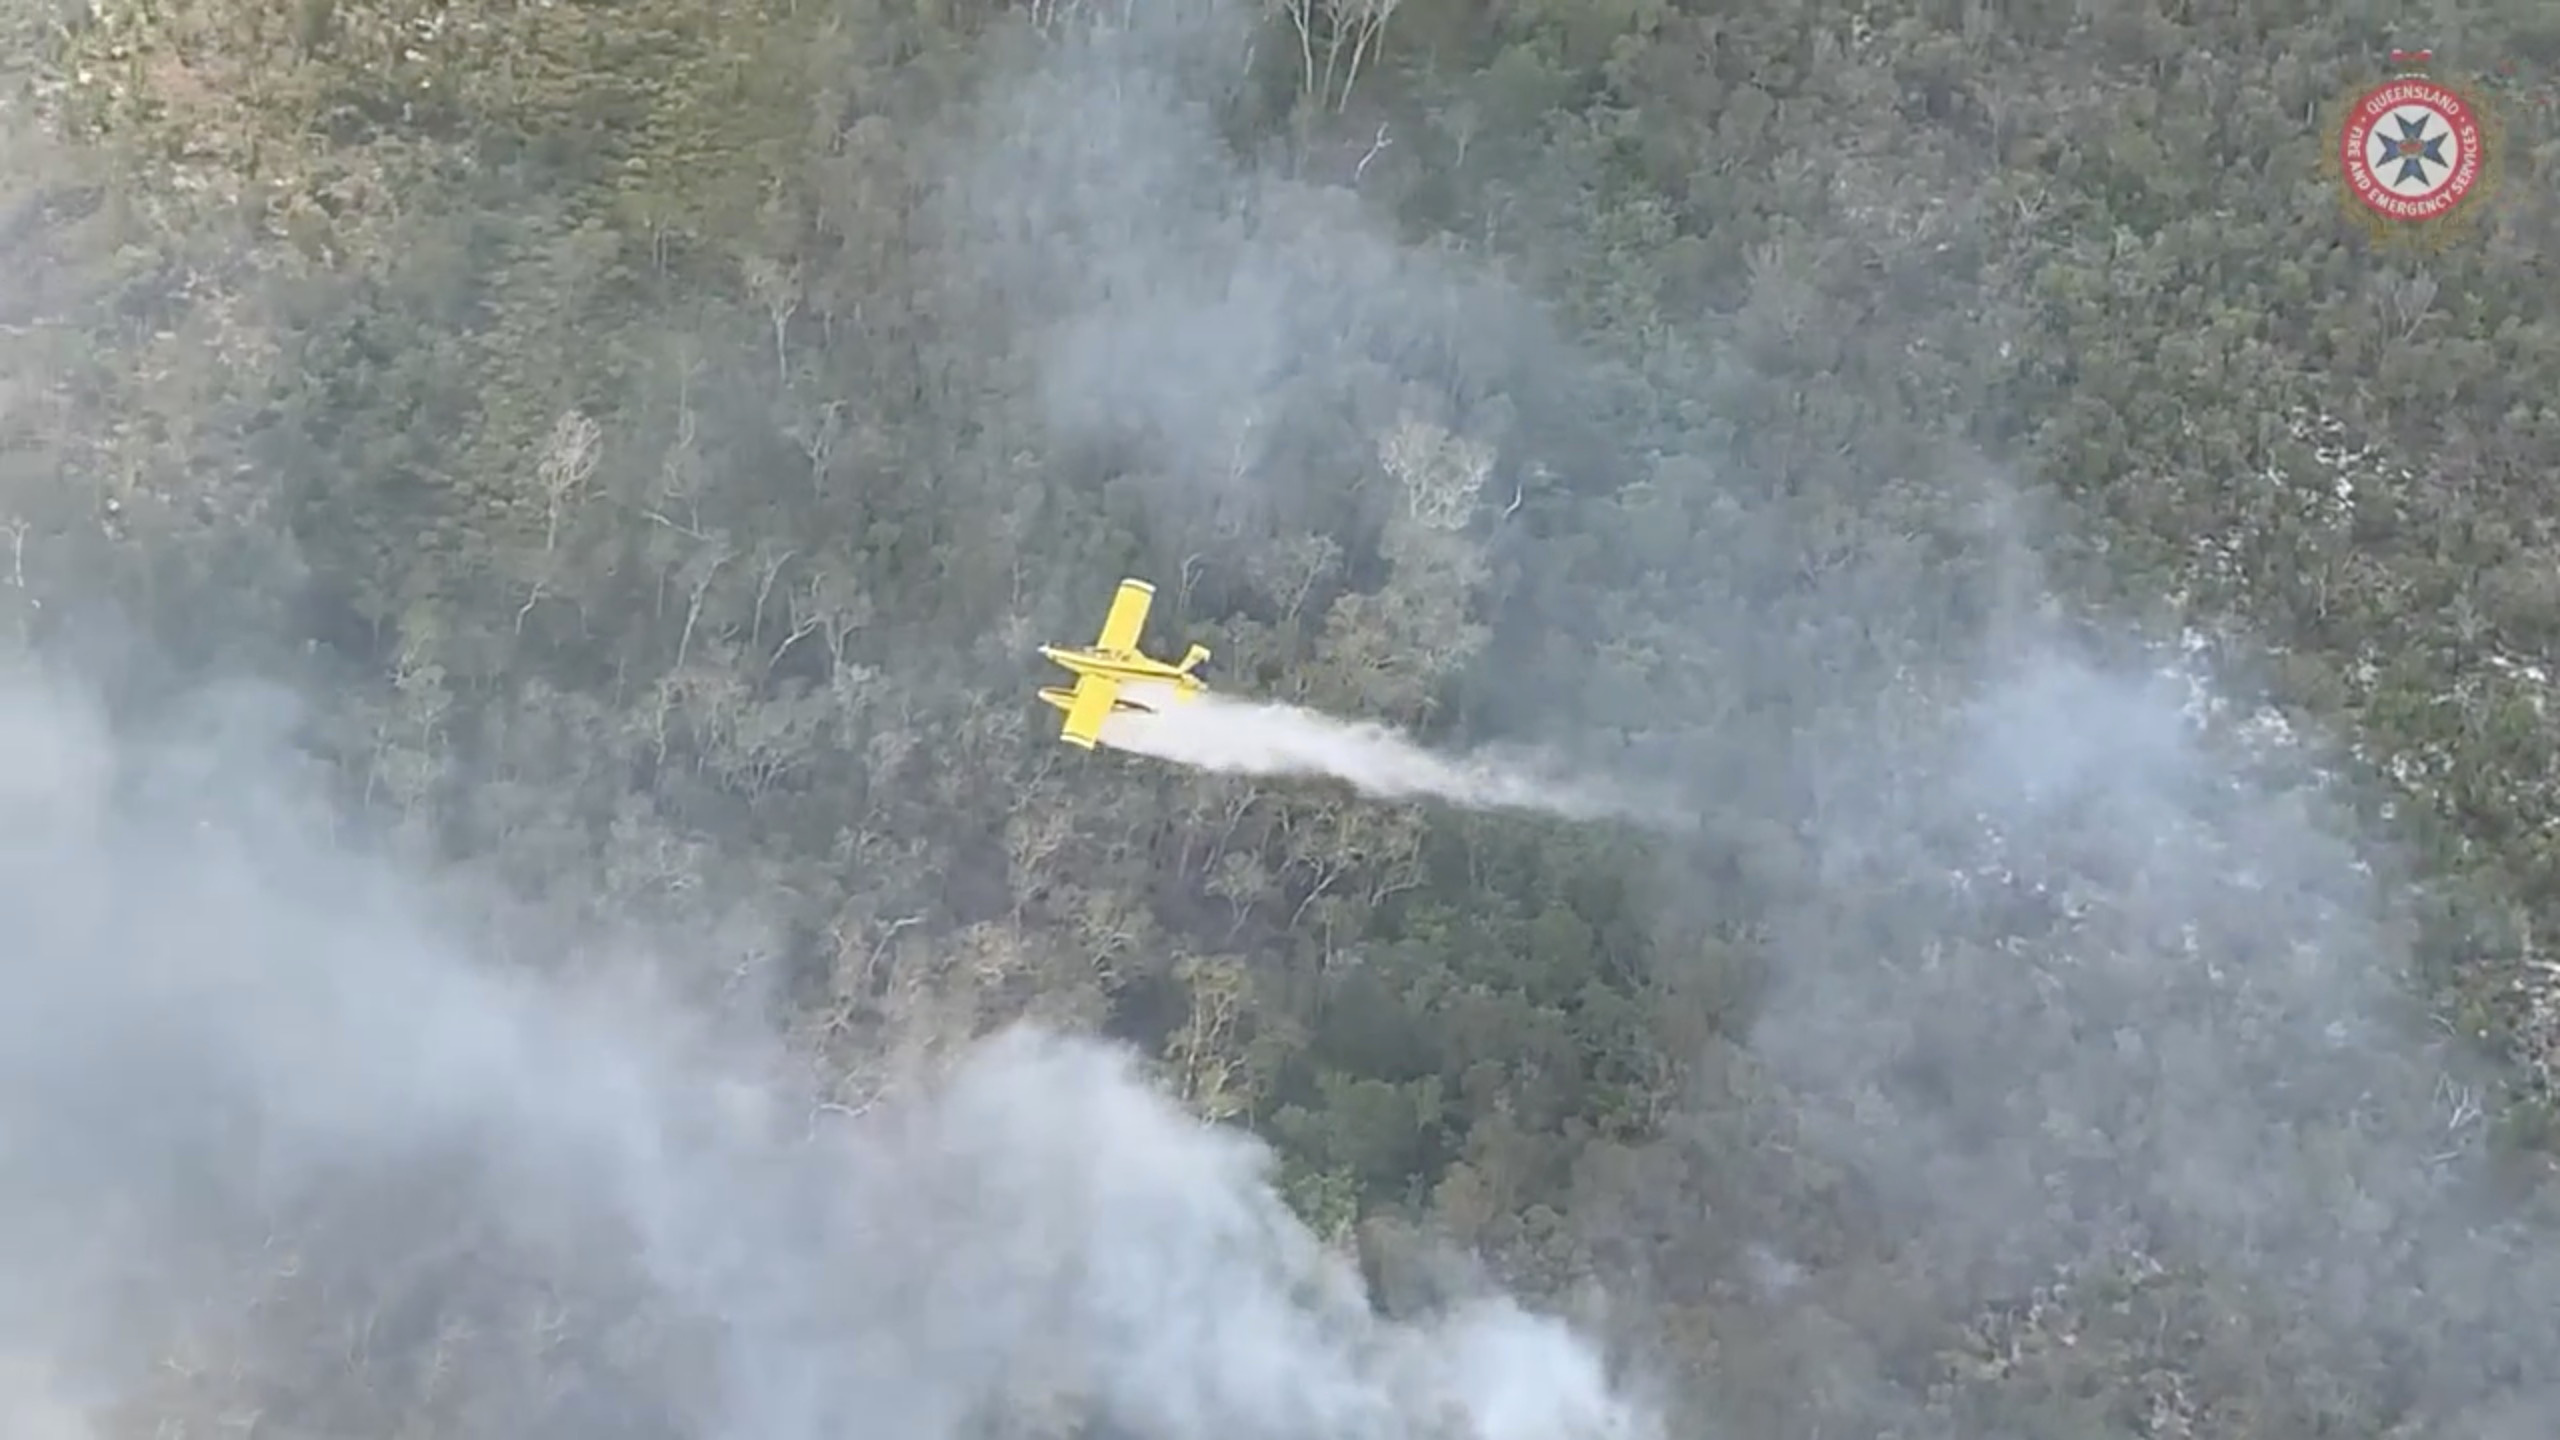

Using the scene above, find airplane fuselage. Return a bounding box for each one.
[1039,645,1205,692]
[1034,646,1206,725]
[1037,578,1210,748]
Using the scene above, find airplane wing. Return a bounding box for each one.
[1094,578,1154,655]
[1059,672,1120,749]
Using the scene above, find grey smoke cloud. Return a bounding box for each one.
[939,3,1538,549]
[0,667,1657,1440]
[1737,611,2560,1425]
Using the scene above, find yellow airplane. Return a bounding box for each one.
[1037,577,1211,749]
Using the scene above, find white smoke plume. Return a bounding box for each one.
[1099,685,1686,829]
[0,667,1661,1440]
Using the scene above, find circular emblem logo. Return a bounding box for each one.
[2340,78,2484,222]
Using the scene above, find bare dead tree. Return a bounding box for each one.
[765,606,824,680]
[1275,0,1318,105]
[1166,955,1252,1120]
[1271,0,1400,111]
[2379,267,2439,342]
[1378,414,1492,530]
[1353,121,1391,181]
[788,398,846,502]
[1322,0,1399,111]
[1024,0,1089,33]
[742,253,801,380]
[654,393,707,535]
[536,408,600,553]
[672,543,733,672]
[1247,530,1341,627]
[750,545,796,650]
[1433,97,1479,168]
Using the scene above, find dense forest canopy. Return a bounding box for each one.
[2,0,2560,1435]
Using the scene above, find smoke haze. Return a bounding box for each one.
[1717,605,2560,1429]
[951,4,2560,1430]
[0,6,1672,1437]
[0,668,1660,1440]
[8,0,2559,1433]
[941,2,1547,551]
